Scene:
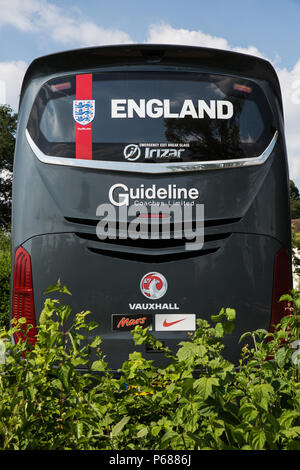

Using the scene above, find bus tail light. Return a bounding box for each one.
[12,246,37,346]
[269,246,292,332]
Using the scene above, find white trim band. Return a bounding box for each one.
[26,129,278,174]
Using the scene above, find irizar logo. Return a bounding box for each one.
[123,144,141,161]
[111,99,233,119]
[123,144,185,162]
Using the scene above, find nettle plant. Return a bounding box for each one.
[0,283,299,450]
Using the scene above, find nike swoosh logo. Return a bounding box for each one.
[163,318,186,327]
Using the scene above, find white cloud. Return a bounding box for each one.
[146,23,266,58]
[0,9,300,186]
[232,45,266,59]
[0,60,27,110]
[0,0,40,32]
[277,61,300,183]
[36,2,133,46]
[146,23,300,186]
[146,23,230,50]
[0,0,133,112]
[0,0,133,46]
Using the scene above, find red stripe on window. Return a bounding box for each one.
[75,74,93,160]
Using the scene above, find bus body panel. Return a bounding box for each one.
[11,45,291,369]
[23,232,281,367]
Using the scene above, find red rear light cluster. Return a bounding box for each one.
[269,246,292,332]
[12,246,37,346]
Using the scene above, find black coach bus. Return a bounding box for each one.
[11,44,292,368]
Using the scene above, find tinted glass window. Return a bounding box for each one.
[27,71,275,163]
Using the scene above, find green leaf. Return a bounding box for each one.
[228,425,248,447]
[224,308,236,321]
[59,305,72,323]
[67,331,78,353]
[214,322,224,338]
[90,336,102,348]
[151,425,162,437]
[211,308,225,323]
[287,440,300,450]
[275,347,289,368]
[250,384,274,412]
[193,377,219,400]
[136,427,148,438]
[279,294,293,302]
[57,364,72,389]
[223,320,235,335]
[280,426,300,439]
[250,429,266,450]
[161,430,180,446]
[239,403,258,422]
[39,299,56,324]
[75,422,84,439]
[45,282,72,295]
[111,416,130,437]
[177,342,207,362]
[197,402,216,416]
[91,360,106,372]
[278,410,299,429]
[51,378,63,390]
[239,331,252,343]
[44,284,61,294]
[49,331,60,349]
[211,308,236,324]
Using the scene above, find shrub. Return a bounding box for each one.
[0,230,10,329]
[0,283,299,450]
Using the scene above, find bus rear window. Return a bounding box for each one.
[27,71,275,163]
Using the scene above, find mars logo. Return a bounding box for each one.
[140,272,168,300]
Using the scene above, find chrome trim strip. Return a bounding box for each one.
[26,129,278,174]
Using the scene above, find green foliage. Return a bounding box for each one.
[0,230,10,329]
[290,180,300,202]
[290,180,300,219]
[291,199,300,220]
[0,283,299,450]
[290,180,300,220]
[292,223,300,289]
[0,104,17,229]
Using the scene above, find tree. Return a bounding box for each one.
[0,105,17,229]
[290,179,300,201]
[290,199,300,219]
[290,179,300,219]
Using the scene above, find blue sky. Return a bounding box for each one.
[0,0,300,184]
[57,0,300,69]
[1,0,300,68]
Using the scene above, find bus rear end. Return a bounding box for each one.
[12,45,291,369]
